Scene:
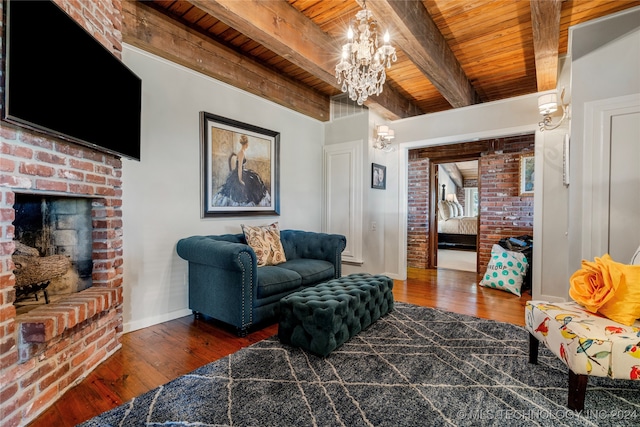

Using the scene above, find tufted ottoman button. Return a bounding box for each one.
[278,273,394,357]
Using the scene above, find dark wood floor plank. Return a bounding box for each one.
[27,267,530,426]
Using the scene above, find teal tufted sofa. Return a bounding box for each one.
[176,230,346,335]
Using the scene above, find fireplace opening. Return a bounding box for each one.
[13,194,94,314]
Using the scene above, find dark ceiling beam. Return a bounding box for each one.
[365,0,477,108]
[121,1,330,121]
[530,0,562,91]
[189,0,422,120]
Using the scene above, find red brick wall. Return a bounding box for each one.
[478,135,535,272]
[407,156,430,268]
[0,1,125,425]
[406,135,535,272]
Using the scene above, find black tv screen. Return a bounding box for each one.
[3,0,142,160]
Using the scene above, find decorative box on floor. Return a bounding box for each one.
[526,300,640,411]
[278,273,394,357]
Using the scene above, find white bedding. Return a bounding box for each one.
[438,216,478,235]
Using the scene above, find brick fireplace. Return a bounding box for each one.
[13,194,95,311]
[0,1,126,425]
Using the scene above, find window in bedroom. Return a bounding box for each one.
[464,187,478,217]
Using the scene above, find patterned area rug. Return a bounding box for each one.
[81,303,639,426]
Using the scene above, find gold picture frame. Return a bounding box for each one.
[519,154,535,196]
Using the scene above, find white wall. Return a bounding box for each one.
[324,109,401,278]
[327,91,572,301]
[438,169,457,200]
[120,46,325,332]
[331,8,639,302]
[568,8,640,271]
[324,93,561,295]
[389,95,548,291]
[117,8,639,332]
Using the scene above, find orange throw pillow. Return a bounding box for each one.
[570,254,640,326]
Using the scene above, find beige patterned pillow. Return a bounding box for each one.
[438,200,454,220]
[241,222,287,266]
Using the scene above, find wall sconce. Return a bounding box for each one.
[374,124,395,152]
[538,87,569,131]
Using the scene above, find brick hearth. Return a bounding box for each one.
[0,1,126,425]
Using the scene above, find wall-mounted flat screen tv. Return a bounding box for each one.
[3,0,142,160]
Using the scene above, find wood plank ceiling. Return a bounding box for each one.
[122,0,639,122]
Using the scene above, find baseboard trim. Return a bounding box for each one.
[123,308,193,333]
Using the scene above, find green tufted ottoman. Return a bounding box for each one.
[278,273,394,357]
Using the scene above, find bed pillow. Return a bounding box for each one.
[454,201,464,217]
[448,200,459,217]
[241,222,287,267]
[480,244,528,296]
[438,200,454,220]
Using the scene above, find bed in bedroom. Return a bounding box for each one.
[437,200,478,250]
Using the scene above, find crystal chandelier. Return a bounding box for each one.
[335,2,397,105]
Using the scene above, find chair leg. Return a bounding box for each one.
[528,333,539,364]
[568,369,587,411]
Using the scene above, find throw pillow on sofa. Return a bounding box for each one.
[241,222,287,266]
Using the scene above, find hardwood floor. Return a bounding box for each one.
[28,267,531,426]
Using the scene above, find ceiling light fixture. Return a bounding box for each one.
[373,124,395,152]
[538,88,569,131]
[335,0,396,106]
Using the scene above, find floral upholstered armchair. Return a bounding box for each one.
[526,245,640,410]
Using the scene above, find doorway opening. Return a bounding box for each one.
[436,160,479,273]
[406,134,535,276]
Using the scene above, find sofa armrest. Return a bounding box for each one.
[280,230,347,277]
[176,235,256,272]
[176,235,257,333]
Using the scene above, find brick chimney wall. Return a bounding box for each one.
[0,1,126,426]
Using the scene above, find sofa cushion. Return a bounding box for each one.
[257,266,302,299]
[277,259,335,286]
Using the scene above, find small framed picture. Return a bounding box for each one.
[519,154,534,196]
[371,163,386,190]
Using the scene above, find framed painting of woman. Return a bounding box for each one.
[200,112,280,216]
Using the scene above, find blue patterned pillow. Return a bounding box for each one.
[480,244,529,296]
